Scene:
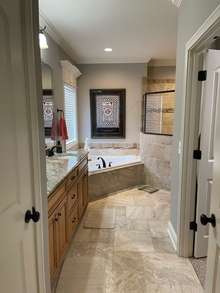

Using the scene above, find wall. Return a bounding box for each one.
[77,63,147,145]
[140,65,176,190]
[171,0,220,233]
[40,34,75,110]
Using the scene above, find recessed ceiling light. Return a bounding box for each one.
[104,48,112,52]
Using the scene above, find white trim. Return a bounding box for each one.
[168,221,177,251]
[60,60,82,79]
[23,1,49,292]
[177,4,220,257]
[39,10,78,62]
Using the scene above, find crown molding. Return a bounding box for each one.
[39,10,78,62]
[60,60,82,79]
[170,0,183,8]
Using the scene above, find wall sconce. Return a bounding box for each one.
[39,26,48,49]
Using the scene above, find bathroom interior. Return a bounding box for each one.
[39,2,205,292]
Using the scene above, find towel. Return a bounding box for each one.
[59,116,68,140]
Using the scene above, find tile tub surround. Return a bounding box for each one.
[140,133,173,190]
[46,150,88,195]
[56,188,203,293]
[88,163,145,199]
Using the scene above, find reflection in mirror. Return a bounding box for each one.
[41,63,54,144]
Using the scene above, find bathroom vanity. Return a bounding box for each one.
[46,150,88,288]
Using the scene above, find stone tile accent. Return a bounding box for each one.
[88,164,144,199]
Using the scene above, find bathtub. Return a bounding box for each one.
[88,155,142,174]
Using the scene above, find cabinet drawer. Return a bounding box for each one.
[68,204,78,240]
[66,168,78,190]
[67,184,77,213]
[48,183,65,215]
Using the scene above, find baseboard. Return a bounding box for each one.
[167,221,177,251]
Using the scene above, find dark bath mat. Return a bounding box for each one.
[138,185,159,194]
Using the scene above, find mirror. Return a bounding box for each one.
[41,63,54,142]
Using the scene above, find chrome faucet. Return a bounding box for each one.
[97,157,106,168]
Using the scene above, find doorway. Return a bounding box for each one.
[177,5,220,292]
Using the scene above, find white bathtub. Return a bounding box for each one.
[88,154,142,174]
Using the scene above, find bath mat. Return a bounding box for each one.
[138,185,159,194]
[84,208,116,229]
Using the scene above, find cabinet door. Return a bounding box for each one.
[55,198,68,265]
[83,169,88,210]
[48,214,56,279]
[67,203,78,240]
[77,178,84,219]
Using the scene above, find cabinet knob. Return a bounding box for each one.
[71,194,76,199]
[58,212,61,217]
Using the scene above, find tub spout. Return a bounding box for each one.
[97,157,106,168]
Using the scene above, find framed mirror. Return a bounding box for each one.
[142,90,175,136]
[41,63,54,138]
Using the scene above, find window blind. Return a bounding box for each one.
[64,83,77,144]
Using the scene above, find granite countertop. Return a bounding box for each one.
[46,149,88,196]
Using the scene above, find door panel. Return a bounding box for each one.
[206,64,220,291]
[56,198,68,263]
[0,1,41,292]
[195,50,220,257]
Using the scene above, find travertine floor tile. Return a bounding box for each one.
[56,188,203,293]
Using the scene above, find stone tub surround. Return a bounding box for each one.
[140,133,173,190]
[79,142,139,149]
[56,188,203,293]
[88,163,145,199]
[46,150,88,195]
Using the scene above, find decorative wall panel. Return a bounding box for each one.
[90,89,126,138]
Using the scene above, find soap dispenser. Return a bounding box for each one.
[56,140,63,153]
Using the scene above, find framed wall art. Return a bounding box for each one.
[90,89,126,138]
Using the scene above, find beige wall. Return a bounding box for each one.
[77,63,147,145]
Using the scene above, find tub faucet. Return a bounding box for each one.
[97,157,106,168]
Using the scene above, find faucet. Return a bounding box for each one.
[97,157,106,168]
[47,145,57,157]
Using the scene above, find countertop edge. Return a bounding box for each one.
[47,152,88,198]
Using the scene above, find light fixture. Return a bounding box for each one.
[39,26,48,49]
[104,48,112,52]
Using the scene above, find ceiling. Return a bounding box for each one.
[39,0,178,64]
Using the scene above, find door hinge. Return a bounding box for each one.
[198,70,207,81]
[190,221,197,232]
[193,149,202,160]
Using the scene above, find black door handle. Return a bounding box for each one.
[200,214,216,228]
[25,207,40,223]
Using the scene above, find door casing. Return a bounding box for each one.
[18,1,50,292]
[177,4,220,257]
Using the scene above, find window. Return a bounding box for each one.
[64,83,77,146]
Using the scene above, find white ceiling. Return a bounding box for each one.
[39,0,178,64]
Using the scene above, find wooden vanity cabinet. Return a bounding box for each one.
[48,156,88,287]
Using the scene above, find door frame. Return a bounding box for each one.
[22,1,50,292]
[177,4,220,257]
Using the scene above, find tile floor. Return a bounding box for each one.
[56,188,203,293]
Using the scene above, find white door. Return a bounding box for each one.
[194,50,220,258]
[0,1,45,292]
[205,53,220,293]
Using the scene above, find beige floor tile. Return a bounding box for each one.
[56,188,203,293]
